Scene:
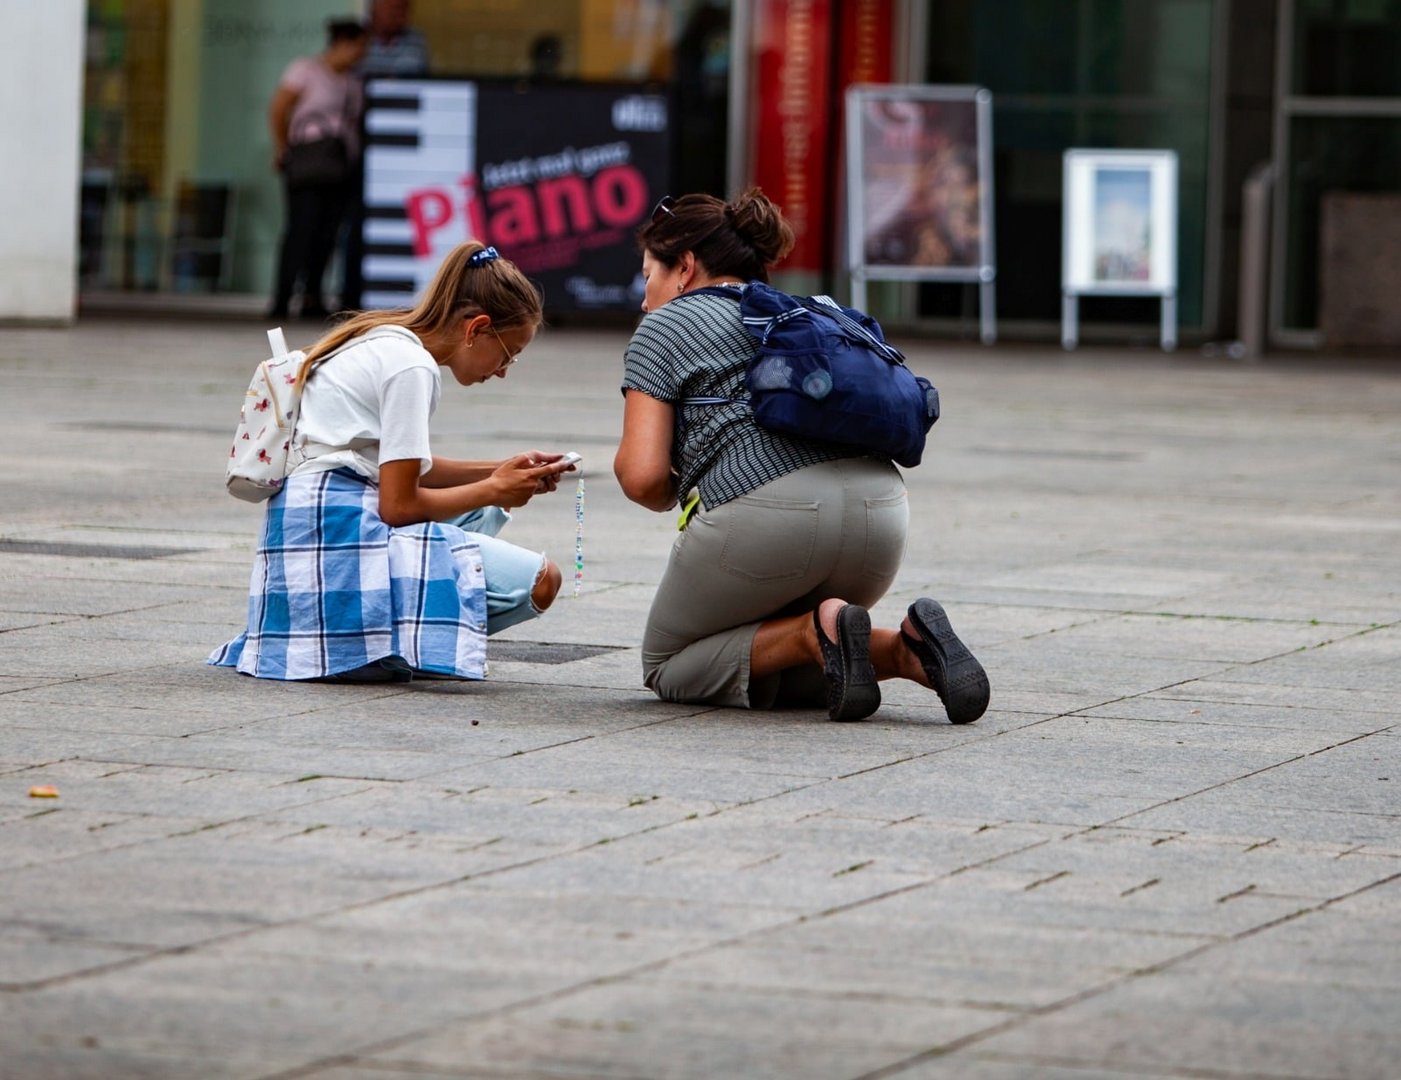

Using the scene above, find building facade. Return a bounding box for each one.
[5,0,1399,348]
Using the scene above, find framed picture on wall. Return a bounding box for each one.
[1061,149,1178,349]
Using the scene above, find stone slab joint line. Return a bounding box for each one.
[1300,726,1398,757]
[849,868,1401,1080]
[1075,724,1395,841]
[253,831,1076,1080]
[0,795,732,994]
[7,739,888,978]
[1023,869,1071,891]
[1118,876,1161,897]
[1080,622,1398,711]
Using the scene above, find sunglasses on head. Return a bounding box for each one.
[650,195,676,224]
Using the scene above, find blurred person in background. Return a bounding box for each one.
[268,19,367,321]
[363,0,430,76]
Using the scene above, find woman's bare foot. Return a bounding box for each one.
[815,597,845,647]
[870,627,933,685]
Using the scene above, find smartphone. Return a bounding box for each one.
[558,452,582,466]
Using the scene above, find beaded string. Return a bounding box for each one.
[573,473,585,597]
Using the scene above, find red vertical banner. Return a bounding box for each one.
[750,0,833,273]
[838,0,894,87]
[833,0,894,276]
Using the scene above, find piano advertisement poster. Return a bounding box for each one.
[361,79,669,313]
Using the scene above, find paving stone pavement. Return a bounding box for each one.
[0,317,1398,1080]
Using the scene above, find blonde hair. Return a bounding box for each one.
[297,241,543,385]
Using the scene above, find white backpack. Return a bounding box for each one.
[224,325,419,503]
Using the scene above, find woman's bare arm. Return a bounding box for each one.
[268,85,300,168]
[614,390,678,512]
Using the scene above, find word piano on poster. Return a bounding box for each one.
[406,142,648,269]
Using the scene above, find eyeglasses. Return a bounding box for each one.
[651,195,676,224]
[488,325,520,368]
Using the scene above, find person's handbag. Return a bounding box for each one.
[282,113,350,185]
[283,134,349,185]
[684,284,940,468]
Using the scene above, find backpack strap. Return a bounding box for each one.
[742,294,906,365]
[806,295,906,363]
[679,395,743,407]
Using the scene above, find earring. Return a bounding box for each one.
[677,281,684,293]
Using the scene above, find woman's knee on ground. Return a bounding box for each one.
[531,558,562,612]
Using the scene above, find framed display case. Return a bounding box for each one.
[845,83,997,343]
[1062,149,1179,349]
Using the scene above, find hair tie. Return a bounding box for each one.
[467,246,500,267]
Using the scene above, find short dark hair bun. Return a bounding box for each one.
[637,186,795,284]
[727,188,795,267]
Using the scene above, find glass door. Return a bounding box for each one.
[916,0,1222,337]
[1271,0,1401,346]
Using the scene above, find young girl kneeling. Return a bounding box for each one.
[211,242,572,683]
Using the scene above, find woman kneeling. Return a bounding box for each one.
[614,191,990,723]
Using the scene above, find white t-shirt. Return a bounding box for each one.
[291,327,442,482]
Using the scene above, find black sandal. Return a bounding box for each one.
[900,598,990,724]
[815,604,881,722]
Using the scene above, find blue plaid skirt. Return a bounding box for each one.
[209,469,488,680]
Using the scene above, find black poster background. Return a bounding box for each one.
[475,83,668,312]
[361,79,669,314]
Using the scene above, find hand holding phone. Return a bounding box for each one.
[534,452,580,492]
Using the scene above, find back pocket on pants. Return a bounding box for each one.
[862,490,909,583]
[719,496,819,583]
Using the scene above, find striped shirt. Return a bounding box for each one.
[622,287,862,509]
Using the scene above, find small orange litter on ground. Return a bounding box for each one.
[28,785,59,798]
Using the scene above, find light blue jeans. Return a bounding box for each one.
[450,506,548,635]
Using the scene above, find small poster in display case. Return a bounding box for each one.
[1062,149,1178,349]
[845,84,997,344]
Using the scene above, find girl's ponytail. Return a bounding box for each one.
[298,241,543,382]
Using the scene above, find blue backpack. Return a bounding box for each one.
[726,282,939,468]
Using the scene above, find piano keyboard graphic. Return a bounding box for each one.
[362,79,477,309]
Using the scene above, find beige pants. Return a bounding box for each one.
[642,457,909,709]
